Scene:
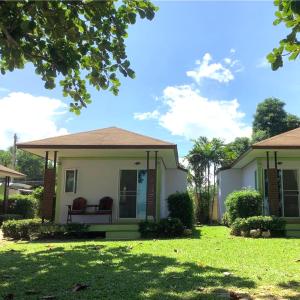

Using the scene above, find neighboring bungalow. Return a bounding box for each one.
[17,127,187,239]
[217,127,300,236]
[0,164,25,213]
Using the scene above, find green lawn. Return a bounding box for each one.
[0,226,300,300]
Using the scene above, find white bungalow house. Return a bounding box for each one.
[217,127,300,236]
[17,127,187,239]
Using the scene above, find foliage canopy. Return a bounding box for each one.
[0,1,157,113]
[268,0,300,70]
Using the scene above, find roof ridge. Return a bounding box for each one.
[112,127,175,145]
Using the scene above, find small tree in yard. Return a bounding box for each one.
[167,192,194,229]
[225,189,263,225]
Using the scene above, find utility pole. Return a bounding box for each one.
[12,133,17,170]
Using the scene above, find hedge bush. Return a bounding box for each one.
[139,220,159,238]
[0,194,38,218]
[0,214,23,225]
[230,216,285,237]
[32,186,43,216]
[158,218,184,237]
[225,189,262,224]
[167,192,194,228]
[139,218,184,238]
[2,218,42,239]
[2,219,90,240]
[221,212,230,227]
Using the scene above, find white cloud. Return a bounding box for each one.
[158,85,251,142]
[224,58,232,65]
[134,51,250,143]
[135,85,251,143]
[186,52,235,84]
[134,110,160,121]
[0,92,68,149]
[230,48,236,54]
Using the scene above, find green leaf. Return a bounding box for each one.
[289,51,300,60]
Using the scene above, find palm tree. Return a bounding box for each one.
[187,137,225,223]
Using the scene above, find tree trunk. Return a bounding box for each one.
[210,164,217,224]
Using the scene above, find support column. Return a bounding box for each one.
[154,151,158,221]
[52,151,58,221]
[3,176,10,214]
[42,151,57,222]
[267,151,280,216]
[146,151,150,220]
[45,151,49,170]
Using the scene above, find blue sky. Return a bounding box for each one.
[1,1,300,157]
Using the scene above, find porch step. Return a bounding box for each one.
[87,224,140,240]
[106,231,141,240]
[283,218,300,224]
[285,223,300,230]
[285,223,300,237]
[286,230,300,238]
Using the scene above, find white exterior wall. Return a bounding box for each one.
[242,160,257,189]
[217,169,242,220]
[163,168,188,217]
[56,158,187,224]
[56,158,156,224]
[218,161,258,220]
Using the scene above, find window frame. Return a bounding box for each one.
[64,169,78,193]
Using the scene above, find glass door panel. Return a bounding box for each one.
[137,170,147,219]
[119,170,137,218]
[282,170,300,217]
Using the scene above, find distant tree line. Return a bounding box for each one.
[0,148,44,181]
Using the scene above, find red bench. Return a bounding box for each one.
[67,196,113,224]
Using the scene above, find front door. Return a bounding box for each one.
[119,170,147,219]
[282,170,300,217]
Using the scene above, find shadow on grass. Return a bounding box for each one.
[0,244,255,300]
[275,281,300,299]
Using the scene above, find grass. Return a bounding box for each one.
[0,226,300,299]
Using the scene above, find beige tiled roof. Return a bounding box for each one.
[252,127,300,149]
[17,127,176,149]
[0,165,25,178]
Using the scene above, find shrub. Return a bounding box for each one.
[2,218,42,239]
[230,216,286,237]
[158,218,184,238]
[0,194,38,218]
[2,219,91,240]
[37,223,90,239]
[139,220,159,238]
[225,189,262,224]
[32,186,43,216]
[0,214,23,225]
[139,218,184,238]
[167,192,194,228]
[221,212,230,227]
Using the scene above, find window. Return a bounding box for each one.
[65,169,77,193]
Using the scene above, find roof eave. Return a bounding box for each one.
[252,145,300,150]
[17,144,176,150]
